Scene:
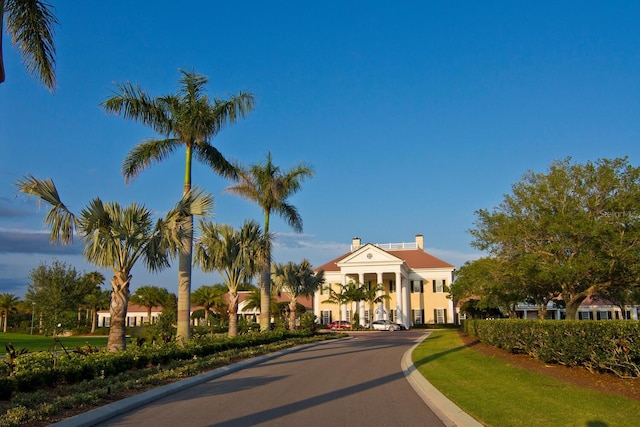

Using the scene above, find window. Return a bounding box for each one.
[321,285,330,295]
[389,280,396,293]
[346,310,352,323]
[364,310,370,324]
[321,311,332,325]
[390,309,397,322]
[432,279,445,293]
[411,280,423,293]
[412,309,424,324]
[597,311,612,320]
[579,311,593,320]
[434,308,447,324]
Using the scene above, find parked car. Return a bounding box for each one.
[326,320,352,330]
[371,319,401,331]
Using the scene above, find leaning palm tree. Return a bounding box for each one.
[0,0,57,90]
[272,260,324,330]
[130,285,169,325]
[225,152,314,331]
[16,175,212,351]
[101,69,254,343]
[0,293,20,332]
[194,220,265,337]
[191,284,227,326]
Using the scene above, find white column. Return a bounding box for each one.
[377,272,384,321]
[314,290,320,321]
[341,275,348,321]
[396,272,403,326]
[402,276,411,329]
[358,273,366,326]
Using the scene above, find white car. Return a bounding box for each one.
[371,320,401,331]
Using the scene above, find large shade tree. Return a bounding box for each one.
[0,0,57,90]
[101,69,254,343]
[194,220,265,337]
[470,157,640,319]
[272,260,324,330]
[225,152,314,331]
[16,175,212,350]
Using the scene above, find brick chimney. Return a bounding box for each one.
[415,234,424,250]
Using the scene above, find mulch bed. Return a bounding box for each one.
[458,331,640,401]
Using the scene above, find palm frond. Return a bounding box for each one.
[101,82,169,133]
[195,143,238,180]
[15,174,76,243]
[5,0,58,91]
[121,138,180,183]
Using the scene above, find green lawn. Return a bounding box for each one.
[0,333,108,353]
[413,329,640,427]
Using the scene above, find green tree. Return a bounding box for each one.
[130,285,171,325]
[0,293,20,332]
[25,260,91,333]
[321,284,349,323]
[470,157,640,319]
[272,260,324,330]
[194,220,265,337]
[101,69,254,343]
[17,175,212,350]
[0,0,57,90]
[191,284,227,326]
[225,152,314,331]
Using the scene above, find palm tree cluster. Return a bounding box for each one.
[322,282,389,328]
[16,67,320,349]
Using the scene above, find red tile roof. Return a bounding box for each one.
[315,247,454,272]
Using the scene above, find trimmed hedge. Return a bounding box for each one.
[463,319,640,378]
[2,330,318,394]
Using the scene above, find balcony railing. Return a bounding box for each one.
[351,242,418,252]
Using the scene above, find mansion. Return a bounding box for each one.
[313,235,456,329]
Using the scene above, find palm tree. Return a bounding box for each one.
[321,284,349,324]
[83,288,110,333]
[272,260,324,330]
[130,285,170,325]
[243,286,279,324]
[362,283,390,328]
[16,175,212,351]
[101,69,254,343]
[0,0,57,90]
[191,285,227,326]
[0,293,19,332]
[194,220,265,337]
[225,152,314,331]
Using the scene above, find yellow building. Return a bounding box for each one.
[314,235,455,329]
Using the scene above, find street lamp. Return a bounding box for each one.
[30,302,35,335]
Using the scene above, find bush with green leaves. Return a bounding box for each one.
[463,319,640,377]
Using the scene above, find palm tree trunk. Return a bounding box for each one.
[107,272,131,352]
[288,299,297,330]
[228,292,239,337]
[177,227,193,342]
[90,309,97,334]
[259,267,271,331]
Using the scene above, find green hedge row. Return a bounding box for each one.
[2,330,316,394]
[463,319,640,378]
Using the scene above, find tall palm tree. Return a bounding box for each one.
[101,69,254,343]
[0,0,57,90]
[194,220,265,337]
[225,152,314,331]
[272,260,324,330]
[83,288,110,333]
[0,293,19,332]
[16,175,212,351]
[191,284,226,326]
[130,285,170,325]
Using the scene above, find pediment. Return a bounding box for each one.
[337,244,403,267]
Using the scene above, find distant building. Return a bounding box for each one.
[313,234,456,328]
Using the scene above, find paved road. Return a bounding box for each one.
[96,331,445,427]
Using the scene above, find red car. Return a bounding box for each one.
[326,320,352,330]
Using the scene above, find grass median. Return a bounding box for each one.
[412,329,640,427]
[0,333,108,353]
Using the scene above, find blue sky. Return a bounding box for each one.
[2,1,640,297]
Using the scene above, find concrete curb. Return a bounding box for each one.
[401,333,483,427]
